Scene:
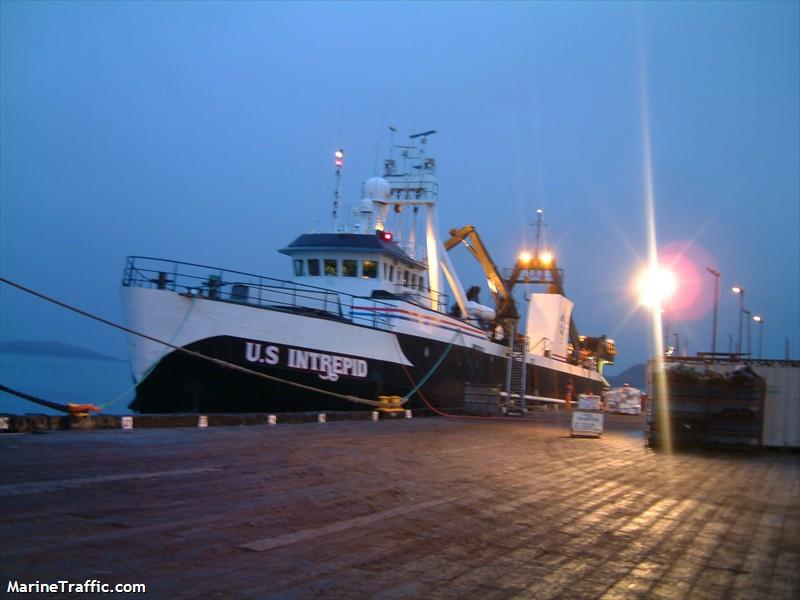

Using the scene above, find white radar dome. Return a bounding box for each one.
[364,177,391,201]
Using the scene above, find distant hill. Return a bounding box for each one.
[605,363,646,389]
[0,340,125,362]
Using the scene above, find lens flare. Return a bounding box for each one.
[657,241,717,320]
[636,266,677,309]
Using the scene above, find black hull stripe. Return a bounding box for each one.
[130,334,602,414]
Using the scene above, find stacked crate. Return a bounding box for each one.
[603,386,642,415]
[648,363,765,449]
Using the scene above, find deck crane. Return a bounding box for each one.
[443,225,519,322]
[443,225,616,367]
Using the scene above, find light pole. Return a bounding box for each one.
[753,315,764,359]
[743,309,751,356]
[732,286,745,355]
[707,268,720,354]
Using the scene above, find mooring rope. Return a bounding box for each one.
[0,276,404,409]
[400,330,463,403]
[97,296,197,410]
[0,383,74,413]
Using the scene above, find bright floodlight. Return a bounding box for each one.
[753,314,762,323]
[732,286,743,294]
[539,250,553,266]
[518,251,532,264]
[636,266,677,309]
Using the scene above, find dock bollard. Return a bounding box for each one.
[371,411,379,421]
[267,415,277,425]
[377,395,404,414]
[318,413,326,423]
[0,417,9,431]
[404,409,412,419]
[121,416,133,430]
[198,415,208,428]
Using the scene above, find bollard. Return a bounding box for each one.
[121,416,134,430]
[318,413,327,423]
[371,411,379,421]
[0,417,9,431]
[404,409,412,419]
[198,415,208,428]
[267,415,277,425]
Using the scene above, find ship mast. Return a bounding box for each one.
[332,148,344,232]
[533,208,547,259]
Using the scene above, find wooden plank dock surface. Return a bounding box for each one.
[1,413,798,599]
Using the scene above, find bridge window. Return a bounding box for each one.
[411,273,417,287]
[342,259,357,277]
[388,265,394,282]
[418,276,425,291]
[293,260,304,276]
[324,259,338,276]
[363,260,378,279]
[307,259,320,276]
[403,270,409,286]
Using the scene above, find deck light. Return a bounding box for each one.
[518,251,532,264]
[539,251,553,266]
[334,148,344,168]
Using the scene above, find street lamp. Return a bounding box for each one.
[732,286,745,355]
[743,309,752,356]
[753,315,764,359]
[707,268,720,354]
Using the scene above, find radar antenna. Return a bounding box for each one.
[410,129,437,141]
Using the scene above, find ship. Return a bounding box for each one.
[121,131,615,414]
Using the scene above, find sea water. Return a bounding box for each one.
[0,353,135,415]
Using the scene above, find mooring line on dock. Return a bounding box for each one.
[0,276,396,410]
[0,383,74,413]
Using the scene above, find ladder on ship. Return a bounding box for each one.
[504,326,529,416]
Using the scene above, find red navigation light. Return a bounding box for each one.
[334,148,344,168]
[377,230,393,241]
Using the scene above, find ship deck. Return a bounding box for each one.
[1,413,798,599]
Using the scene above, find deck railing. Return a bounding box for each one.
[122,256,400,331]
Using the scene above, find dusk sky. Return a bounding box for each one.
[1,1,798,374]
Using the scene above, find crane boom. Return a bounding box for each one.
[443,226,518,320]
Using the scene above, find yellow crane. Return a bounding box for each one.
[443,224,616,367]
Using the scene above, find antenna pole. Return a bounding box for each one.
[533,208,547,258]
[388,126,397,161]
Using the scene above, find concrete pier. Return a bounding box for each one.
[1,413,797,598]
